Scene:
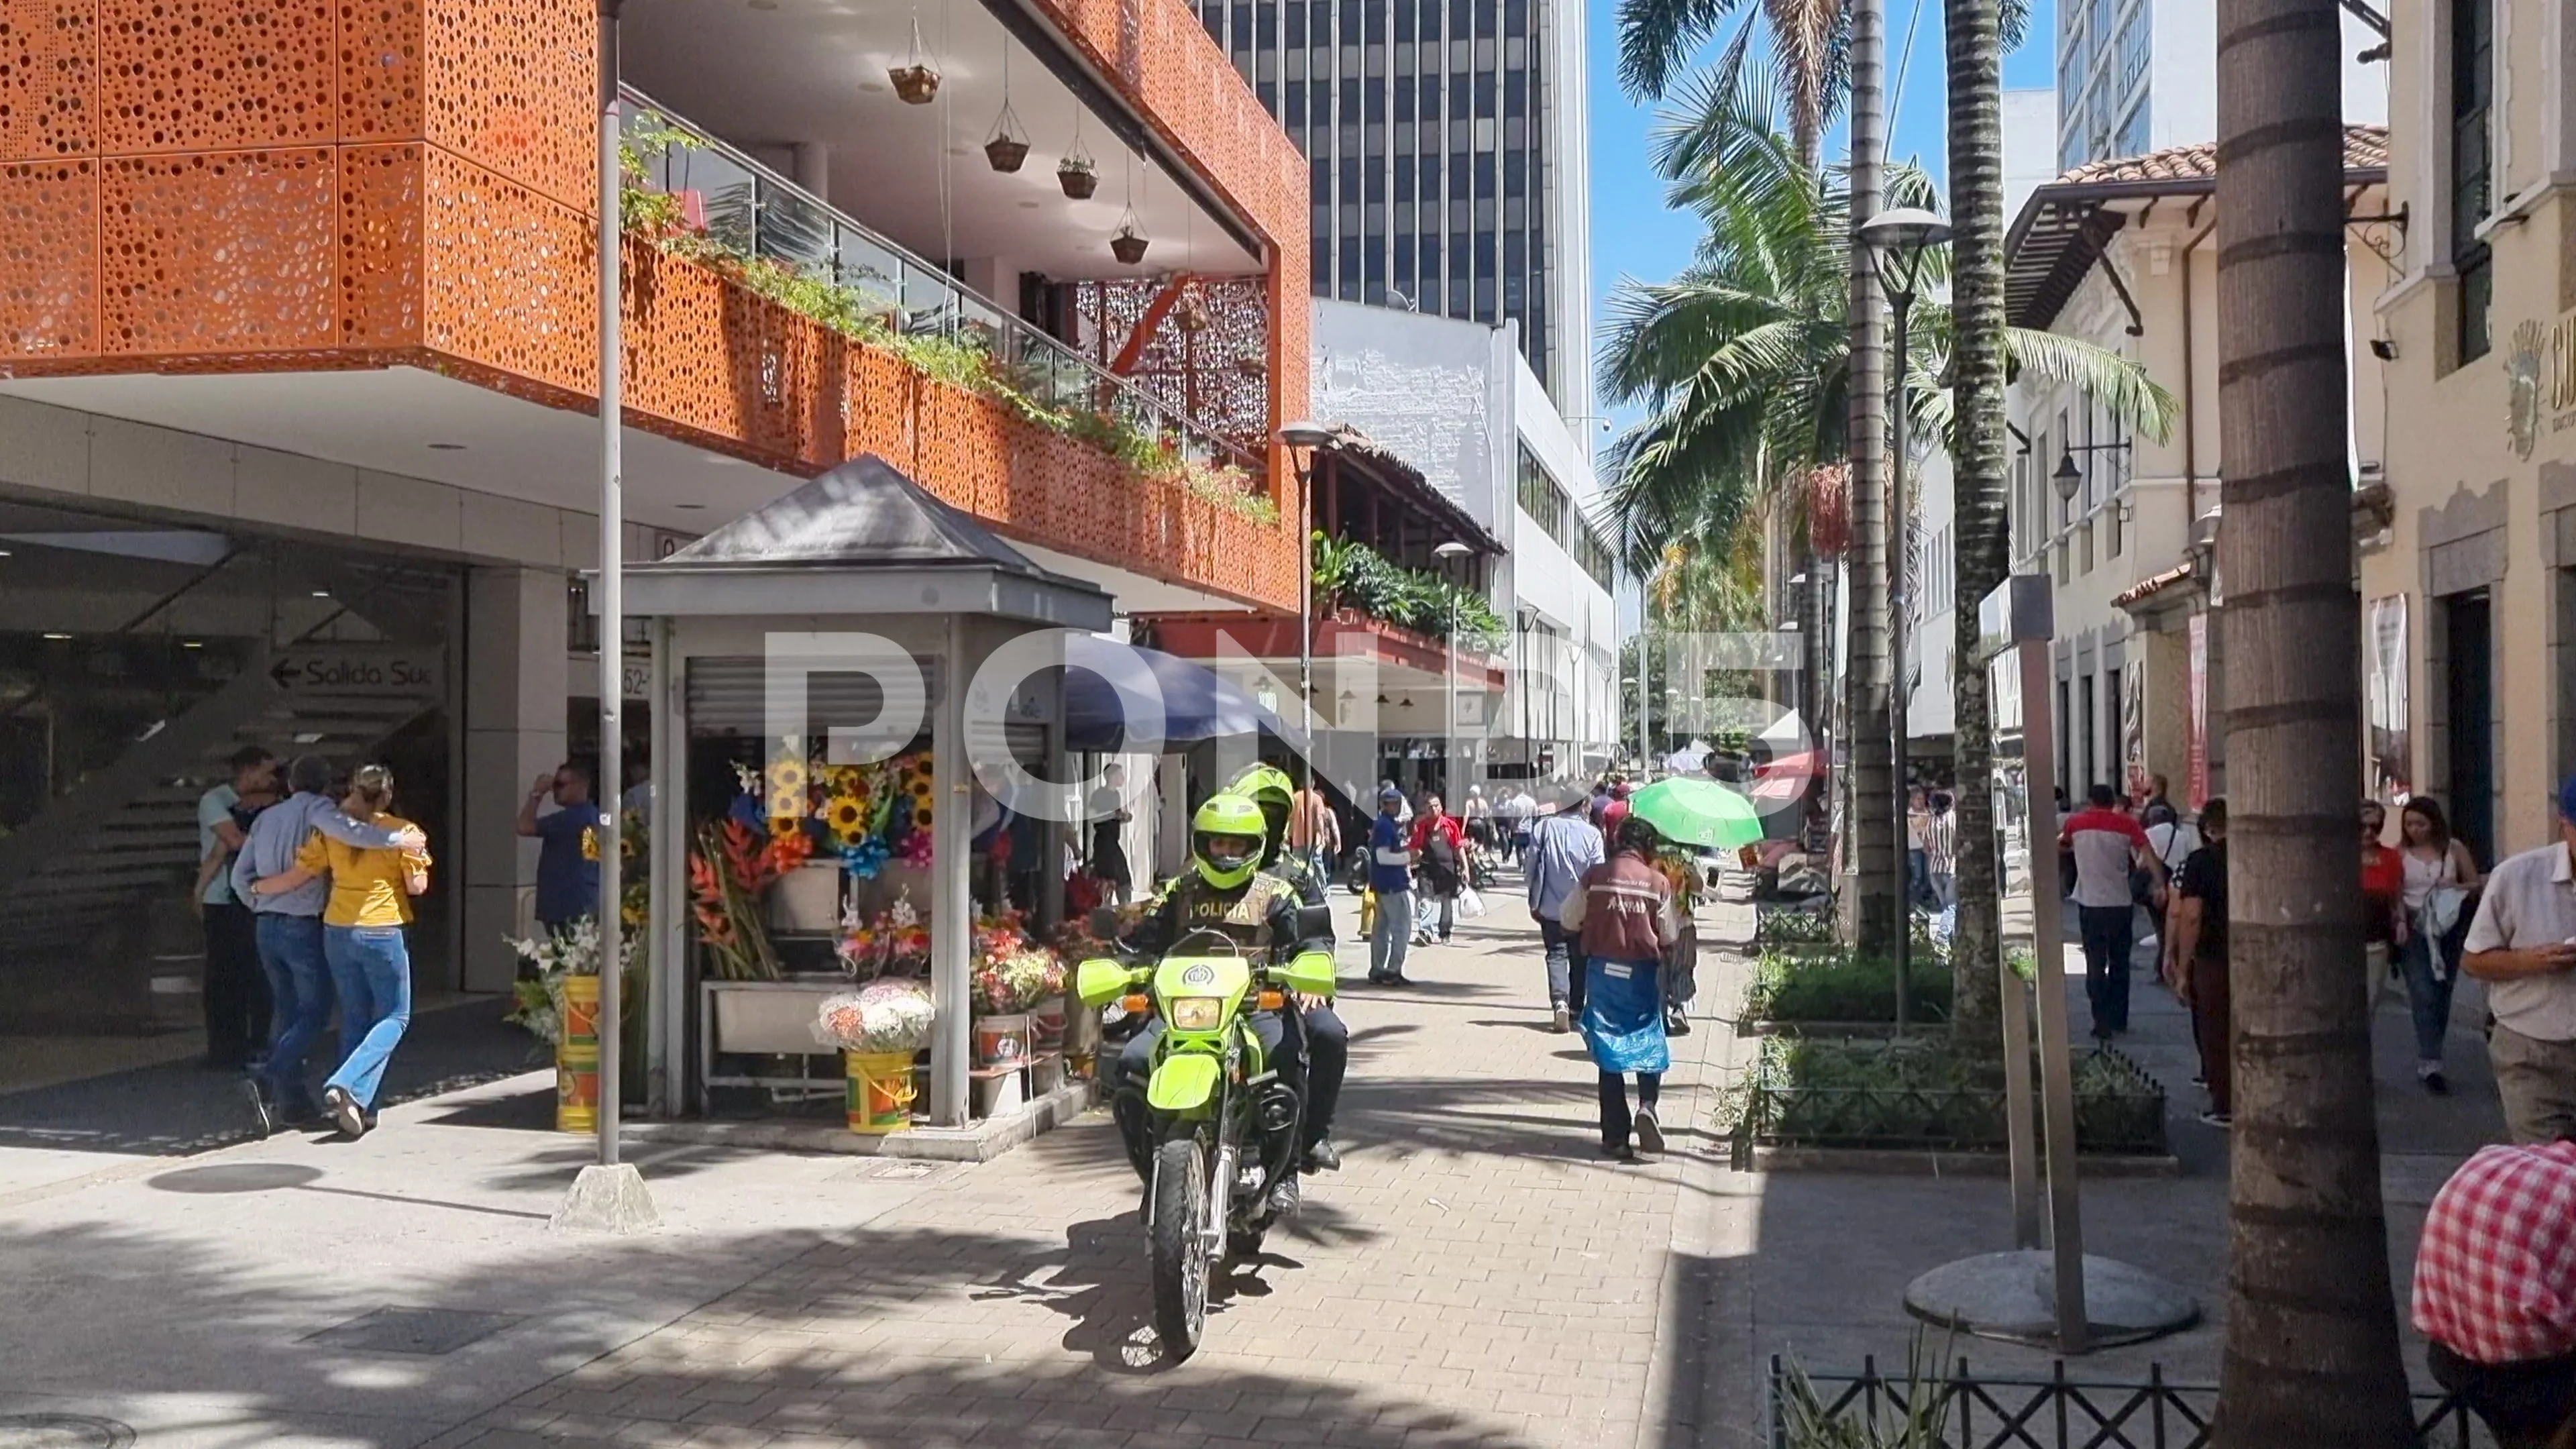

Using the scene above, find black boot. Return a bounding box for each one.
[1301,1135,1342,1173]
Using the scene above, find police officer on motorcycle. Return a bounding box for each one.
[1112,794,1337,1209]
[1226,764,1347,1173]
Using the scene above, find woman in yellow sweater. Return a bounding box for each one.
[252,764,429,1139]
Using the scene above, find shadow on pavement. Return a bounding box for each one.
[0,996,538,1161]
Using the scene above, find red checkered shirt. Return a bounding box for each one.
[2412,1140,2576,1365]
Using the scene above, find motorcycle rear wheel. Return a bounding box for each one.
[1150,1136,1210,1360]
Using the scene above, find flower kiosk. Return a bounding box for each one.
[626,455,1110,1148]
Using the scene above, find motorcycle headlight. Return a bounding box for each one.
[1167,996,1224,1031]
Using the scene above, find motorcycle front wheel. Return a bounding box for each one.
[1150,1135,1211,1360]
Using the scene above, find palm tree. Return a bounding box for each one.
[1940,0,2008,1051]
[2208,0,2412,1438]
[1598,85,2174,729]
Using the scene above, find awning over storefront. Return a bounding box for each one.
[1061,635,1303,752]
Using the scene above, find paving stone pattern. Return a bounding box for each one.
[433,892,1714,1448]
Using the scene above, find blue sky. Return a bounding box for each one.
[1585,0,2060,426]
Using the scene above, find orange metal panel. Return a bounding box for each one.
[0,1,96,162]
[337,142,423,348]
[0,157,96,354]
[339,0,426,144]
[419,142,592,396]
[100,148,337,356]
[421,0,592,211]
[97,0,336,156]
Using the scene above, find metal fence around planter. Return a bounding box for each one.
[1732,1043,2169,1158]
[1768,1356,2496,1448]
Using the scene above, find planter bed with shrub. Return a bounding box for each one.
[1739,948,1953,1032]
[1725,1033,2169,1163]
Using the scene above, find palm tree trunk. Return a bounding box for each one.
[2210,0,2411,1438]
[1843,0,1896,955]
[1943,0,2005,1050]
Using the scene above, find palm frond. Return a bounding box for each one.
[2000,328,2182,443]
[1616,0,1752,100]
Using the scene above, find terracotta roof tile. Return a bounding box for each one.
[2053,125,2389,186]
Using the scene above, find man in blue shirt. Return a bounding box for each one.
[1525,782,1607,1032]
[518,759,604,936]
[1367,783,1415,985]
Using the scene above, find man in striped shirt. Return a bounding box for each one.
[1921,792,1959,912]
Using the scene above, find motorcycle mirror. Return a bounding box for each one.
[1089,906,1122,941]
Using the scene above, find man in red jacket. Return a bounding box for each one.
[1409,792,1468,945]
[1560,818,1683,1158]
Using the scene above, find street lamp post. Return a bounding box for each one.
[1861,205,1953,1036]
[554,0,657,1234]
[1278,421,1335,796]
[1434,540,1473,800]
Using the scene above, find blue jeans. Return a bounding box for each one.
[1539,914,1587,1011]
[254,913,333,1113]
[2398,920,2461,1067]
[323,925,412,1110]
[2077,904,2135,1035]
[1371,888,1413,979]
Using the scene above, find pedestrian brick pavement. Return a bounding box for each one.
[429,888,1721,1449]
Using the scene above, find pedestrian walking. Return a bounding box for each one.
[1560,816,1680,1159]
[1921,792,1958,913]
[517,759,602,936]
[232,755,419,1132]
[1505,786,1536,864]
[2059,783,2165,1040]
[1088,763,1134,904]
[252,764,430,1140]
[2168,798,2231,1126]
[1526,782,1605,1032]
[2461,777,2576,1144]
[1905,788,1934,913]
[193,745,276,1070]
[1410,793,1465,945]
[2412,1138,2576,1448]
[2397,795,2483,1095]
[1291,777,1338,894]
[1463,784,1493,851]
[1366,784,1415,984]
[2361,798,2408,1014]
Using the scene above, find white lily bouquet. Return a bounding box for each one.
[504,918,629,1045]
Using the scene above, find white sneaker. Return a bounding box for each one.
[1633,1106,1666,1155]
[1551,1005,1572,1034]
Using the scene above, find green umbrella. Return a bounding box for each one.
[1626,777,1766,851]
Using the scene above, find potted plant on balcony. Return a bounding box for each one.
[1057,150,1097,199]
[888,17,941,103]
[985,50,1029,172]
[1110,219,1150,266]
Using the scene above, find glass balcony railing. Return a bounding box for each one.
[620,86,1262,481]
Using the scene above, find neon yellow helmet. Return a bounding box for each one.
[1191,794,1269,890]
[1230,763,1295,809]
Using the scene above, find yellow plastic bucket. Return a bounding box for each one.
[555,974,600,1134]
[845,1049,918,1133]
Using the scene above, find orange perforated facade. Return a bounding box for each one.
[0,0,1307,613]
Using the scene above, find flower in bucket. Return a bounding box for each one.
[973,947,1065,1015]
[814,977,937,1054]
[502,918,623,1044]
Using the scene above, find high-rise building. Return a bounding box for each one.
[2051,0,2385,169]
[1195,0,1592,417]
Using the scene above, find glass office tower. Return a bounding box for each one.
[1197,0,1591,415]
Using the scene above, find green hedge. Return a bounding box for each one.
[1729,1034,2168,1156]
[1743,949,1953,1026]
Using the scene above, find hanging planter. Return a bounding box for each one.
[889,14,941,103]
[1057,153,1096,199]
[984,45,1028,172]
[1110,221,1150,265]
[1177,286,1212,333]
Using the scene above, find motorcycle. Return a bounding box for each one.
[1075,905,1336,1360]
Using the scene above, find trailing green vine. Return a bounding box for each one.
[619,119,1275,527]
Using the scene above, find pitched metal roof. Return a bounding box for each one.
[655,453,1051,574]
[2005,126,2391,331]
